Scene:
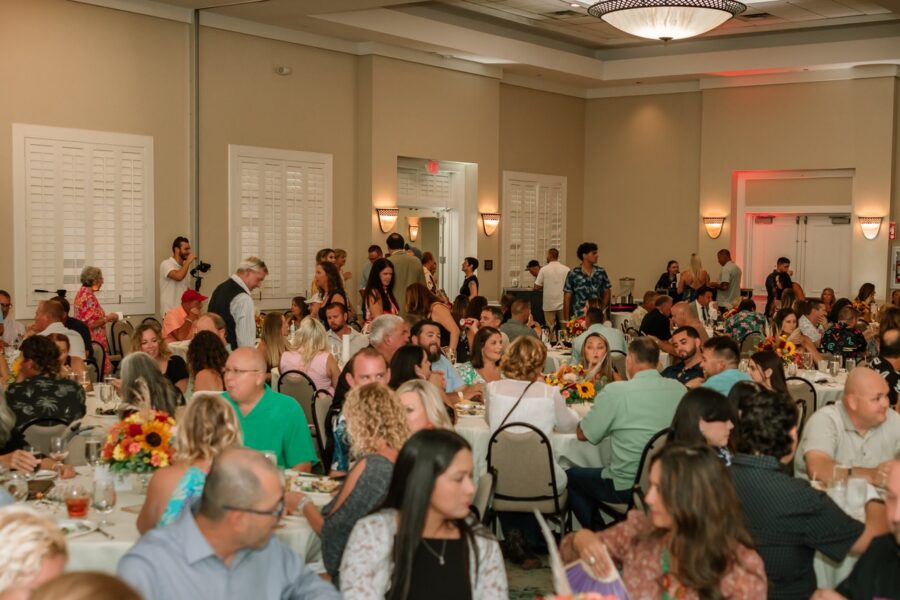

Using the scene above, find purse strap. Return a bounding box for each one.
[497,380,537,430]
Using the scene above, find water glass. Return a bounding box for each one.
[817,359,829,373]
[22,445,43,480]
[829,360,841,377]
[84,439,102,469]
[91,479,117,526]
[845,358,857,372]
[846,476,867,518]
[833,464,850,488]
[738,358,749,372]
[48,436,68,475]
[5,472,29,502]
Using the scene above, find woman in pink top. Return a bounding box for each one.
[280,316,340,394]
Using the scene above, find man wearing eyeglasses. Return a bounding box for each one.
[0,290,25,347]
[222,348,317,472]
[118,447,340,600]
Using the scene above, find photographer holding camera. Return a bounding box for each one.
[160,236,200,317]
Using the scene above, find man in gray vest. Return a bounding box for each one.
[385,233,424,317]
[207,257,268,349]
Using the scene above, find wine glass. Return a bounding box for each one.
[22,445,43,480]
[91,479,116,527]
[84,439,102,471]
[48,436,69,477]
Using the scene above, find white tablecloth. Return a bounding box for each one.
[455,403,611,481]
[793,369,845,411]
[42,468,321,574]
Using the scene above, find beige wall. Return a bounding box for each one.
[0,0,189,312]
[584,92,703,297]
[745,177,853,207]
[699,79,897,299]
[499,84,586,269]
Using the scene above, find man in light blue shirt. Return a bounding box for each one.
[700,336,751,396]
[411,319,465,395]
[571,307,627,363]
[118,447,339,600]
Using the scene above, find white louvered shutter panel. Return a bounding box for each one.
[15,125,154,314]
[397,168,418,204]
[538,183,564,257]
[230,146,332,309]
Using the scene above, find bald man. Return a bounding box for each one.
[222,348,317,471]
[654,301,708,357]
[796,367,900,483]
[119,448,340,600]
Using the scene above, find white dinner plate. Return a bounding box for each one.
[32,470,58,481]
[57,519,98,538]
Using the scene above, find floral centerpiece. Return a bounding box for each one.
[102,409,176,473]
[561,316,587,337]
[756,336,801,367]
[545,364,597,404]
[5,355,21,386]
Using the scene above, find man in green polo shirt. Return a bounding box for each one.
[223,348,317,471]
[568,337,685,529]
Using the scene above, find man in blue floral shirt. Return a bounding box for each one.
[820,305,869,361]
[563,242,611,321]
[723,299,767,343]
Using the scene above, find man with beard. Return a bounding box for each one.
[411,319,483,404]
[324,302,369,358]
[661,326,705,387]
[813,458,900,600]
[159,236,197,317]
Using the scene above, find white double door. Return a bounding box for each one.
[746,214,851,299]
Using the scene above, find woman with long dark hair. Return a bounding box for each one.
[315,261,347,323]
[668,387,736,464]
[388,345,433,390]
[747,350,789,394]
[340,429,507,599]
[185,331,228,394]
[364,258,399,322]
[457,327,503,386]
[560,444,766,599]
[405,283,460,353]
[853,282,877,321]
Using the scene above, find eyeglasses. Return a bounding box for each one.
[223,367,264,376]
[222,495,284,518]
[0,303,11,309]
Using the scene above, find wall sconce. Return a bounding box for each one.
[859,216,883,240]
[408,224,419,242]
[702,217,726,239]
[481,213,500,237]
[375,208,399,233]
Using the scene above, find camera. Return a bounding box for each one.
[190,261,212,291]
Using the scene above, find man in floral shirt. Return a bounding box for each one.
[723,299,767,343]
[563,242,611,321]
[820,306,869,361]
[871,328,900,407]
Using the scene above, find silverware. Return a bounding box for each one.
[93,527,115,540]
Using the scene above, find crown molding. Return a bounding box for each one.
[70,0,192,22]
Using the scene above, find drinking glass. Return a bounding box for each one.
[91,479,117,526]
[5,472,29,502]
[845,358,857,372]
[64,485,90,518]
[738,359,749,373]
[817,359,829,373]
[48,436,68,476]
[22,445,43,480]
[846,477,867,519]
[84,439,102,470]
[829,360,841,377]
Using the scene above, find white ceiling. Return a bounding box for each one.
[128,0,900,92]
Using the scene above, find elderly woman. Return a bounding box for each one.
[137,393,241,533]
[119,352,181,416]
[485,335,578,567]
[132,322,189,395]
[291,383,409,581]
[6,335,85,430]
[73,266,117,375]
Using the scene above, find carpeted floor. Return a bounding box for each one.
[506,559,554,600]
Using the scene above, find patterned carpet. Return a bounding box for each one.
[506,559,554,600]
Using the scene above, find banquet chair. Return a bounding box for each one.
[21,417,70,455]
[624,327,641,339]
[786,376,818,414]
[278,370,324,454]
[609,350,627,381]
[141,316,161,328]
[471,467,498,527]
[795,398,809,440]
[313,392,334,462]
[595,426,671,529]
[90,341,106,379]
[740,331,765,357]
[109,319,134,372]
[487,422,570,536]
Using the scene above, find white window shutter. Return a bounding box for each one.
[13,125,155,315]
[229,146,333,309]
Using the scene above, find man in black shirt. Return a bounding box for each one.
[764,256,793,317]
[660,326,705,387]
[815,459,900,600]
[639,294,673,341]
[730,387,887,600]
[871,328,900,407]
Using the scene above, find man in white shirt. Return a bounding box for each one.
[688,287,718,324]
[712,249,742,309]
[798,298,826,346]
[534,248,570,329]
[324,302,369,358]
[629,291,658,333]
[207,257,267,349]
[28,300,87,379]
[0,290,25,346]
[159,236,196,317]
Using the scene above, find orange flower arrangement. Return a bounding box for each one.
[102,410,176,473]
[545,364,597,404]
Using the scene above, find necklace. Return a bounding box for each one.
[421,539,448,566]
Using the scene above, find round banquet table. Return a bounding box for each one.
[454,403,611,481]
[793,369,845,412]
[35,468,321,574]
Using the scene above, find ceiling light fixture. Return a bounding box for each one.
[587,0,745,42]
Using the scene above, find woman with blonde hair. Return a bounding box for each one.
[396,379,453,432]
[132,322,189,394]
[137,393,242,533]
[256,312,289,373]
[0,506,67,599]
[291,382,409,581]
[31,572,140,600]
[280,316,340,394]
[485,335,578,566]
[677,253,709,303]
[579,332,621,384]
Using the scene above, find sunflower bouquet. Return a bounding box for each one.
[102,410,176,473]
[562,316,587,337]
[756,336,801,367]
[545,364,597,404]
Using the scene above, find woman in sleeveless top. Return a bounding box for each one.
[185,331,227,397]
[280,316,340,394]
[405,283,460,353]
[460,257,480,299]
[678,253,709,303]
[316,261,348,323]
[137,393,241,533]
[364,258,399,323]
